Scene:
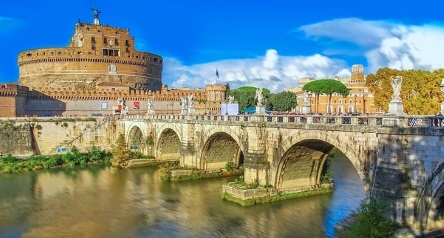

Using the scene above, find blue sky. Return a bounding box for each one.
[1,0,444,92]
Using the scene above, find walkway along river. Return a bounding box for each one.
[0,149,365,237]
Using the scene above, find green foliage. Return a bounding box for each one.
[230,86,271,110]
[345,197,396,238]
[0,146,110,173]
[35,125,43,130]
[268,91,298,112]
[146,135,154,146]
[225,161,234,171]
[303,79,349,113]
[61,122,68,128]
[111,134,130,167]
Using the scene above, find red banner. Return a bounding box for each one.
[133,101,140,109]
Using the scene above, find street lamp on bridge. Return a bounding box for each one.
[354,94,357,114]
[363,88,368,114]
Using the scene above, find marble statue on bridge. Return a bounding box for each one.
[388,75,405,115]
[390,76,403,102]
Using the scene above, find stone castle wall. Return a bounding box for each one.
[18,49,162,91]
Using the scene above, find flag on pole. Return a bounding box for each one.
[216,69,219,79]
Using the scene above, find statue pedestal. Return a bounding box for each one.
[388,101,405,115]
[147,109,155,115]
[188,108,195,115]
[302,105,311,114]
[255,106,266,115]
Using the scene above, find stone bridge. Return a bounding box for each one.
[122,113,444,231]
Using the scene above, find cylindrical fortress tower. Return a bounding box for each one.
[18,22,162,91]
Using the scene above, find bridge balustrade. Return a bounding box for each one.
[128,114,444,129]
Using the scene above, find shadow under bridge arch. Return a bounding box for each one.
[201,132,244,170]
[275,139,338,190]
[156,128,181,160]
[127,126,145,153]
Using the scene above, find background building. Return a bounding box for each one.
[289,64,376,115]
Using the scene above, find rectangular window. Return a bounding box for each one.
[125,40,130,46]
[102,49,108,56]
[115,39,119,46]
[103,37,107,44]
[114,50,120,56]
[91,37,96,43]
[108,50,114,56]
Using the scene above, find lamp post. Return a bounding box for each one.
[74,94,78,117]
[354,94,357,114]
[363,88,368,114]
[308,92,312,114]
[440,79,444,114]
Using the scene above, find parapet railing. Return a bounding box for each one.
[123,114,444,128]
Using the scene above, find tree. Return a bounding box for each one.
[268,91,298,112]
[230,86,270,110]
[346,197,396,238]
[111,134,130,167]
[303,79,349,113]
[366,68,444,114]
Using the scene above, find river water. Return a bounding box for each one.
[0,151,365,238]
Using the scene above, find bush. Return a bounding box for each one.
[345,197,396,238]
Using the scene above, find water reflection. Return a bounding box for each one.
[0,150,364,238]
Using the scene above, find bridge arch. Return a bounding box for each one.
[126,123,147,153]
[273,130,371,191]
[416,161,444,230]
[201,130,245,170]
[156,127,181,160]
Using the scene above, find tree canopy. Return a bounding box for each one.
[302,79,349,113]
[366,68,444,114]
[268,91,298,111]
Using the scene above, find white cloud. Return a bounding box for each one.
[299,18,395,47]
[163,18,444,93]
[0,17,22,35]
[165,50,349,92]
[300,18,444,73]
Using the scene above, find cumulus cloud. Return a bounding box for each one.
[164,18,444,92]
[165,50,350,92]
[300,18,444,72]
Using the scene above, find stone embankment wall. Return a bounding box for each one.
[0,117,118,156]
[0,120,33,156]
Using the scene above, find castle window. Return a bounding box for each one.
[91,37,96,44]
[115,39,119,46]
[91,45,96,50]
[26,53,32,57]
[103,49,108,56]
[103,37,107,44]
[58,52,61,55]
[125,40,130,46]
[153,57,158,62]
[126,47,130,53]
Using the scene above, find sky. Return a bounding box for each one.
[1,0,444,92]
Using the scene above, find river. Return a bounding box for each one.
[0,150,365,238]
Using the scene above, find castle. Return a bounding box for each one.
[0,10,227,117]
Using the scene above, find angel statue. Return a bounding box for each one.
[390,76,403,101]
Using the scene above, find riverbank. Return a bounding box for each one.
[158,165,244,181]
[222,182,334,206]
[0,147,111,173]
